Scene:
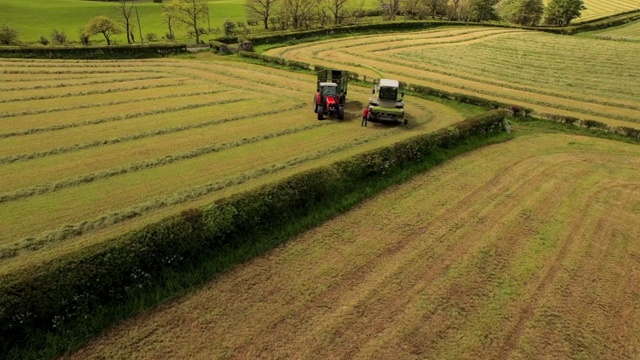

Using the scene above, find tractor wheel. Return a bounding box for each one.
[338,107,344,120]
[404,119,408,126]
[317,106,324,120]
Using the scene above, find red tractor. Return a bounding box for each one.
[314,69,348,121]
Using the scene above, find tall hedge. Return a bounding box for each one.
[0,44,187,59]
[0,110,508,355]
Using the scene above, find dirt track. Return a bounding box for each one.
[68,133,640,359]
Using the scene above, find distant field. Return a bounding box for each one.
[67,131,640,359]
[588,19,640,40]
[0,0,247,45]
[0,56,470,276]
[574,0,640,22]
[1,0,639,44]
[266,27,640,129]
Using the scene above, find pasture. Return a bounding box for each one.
[2,0,640,44]
[66,130,640,359]
[0,0,247,45]
[266,27,640,129]
[0,56,471,276]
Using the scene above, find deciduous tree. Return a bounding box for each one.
[116,0,136,44]
[325,0,350,25]
[500,0,544,25]
[468,0,500,22]
[164,0,209,44]
[83,16,122,45]
[245,0,279,29]
[544,0,585,26]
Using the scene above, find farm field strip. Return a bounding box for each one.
[0,88,229,118]
[0,96,284,160]
[67,133,640,359]
[0,95,458,275]
[267,27,640,127]
[576,0,640,21]
[0,118,334,203]
[388,53,640,109]
[0,96,254,137]
[308,47,640,123]
[0,77,192,103]
[0,101,429,255]
[0,57,463,265]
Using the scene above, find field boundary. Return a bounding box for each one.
[0,110,509,359]
[0,44,187,59]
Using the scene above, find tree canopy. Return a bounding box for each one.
[83,16,122,45]
[544,0,586,26]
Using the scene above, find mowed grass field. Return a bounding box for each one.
[0,56,471,276]
[571,0,640,22]
[589,19,640,40]
[266,27,640,129]
[66,130,640,359]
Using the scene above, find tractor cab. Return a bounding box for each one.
[320,82,338,97]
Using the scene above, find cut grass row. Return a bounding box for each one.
[266,27,640,128]
[0,57,468,272]
[0,98,429,249]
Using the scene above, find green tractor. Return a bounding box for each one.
[365,79,407,125]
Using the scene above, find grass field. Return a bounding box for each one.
[266,27,640,129]
[64,127,640,359]
[588,19,640,40]
[0,0,247,45]
[1,0,639,44]
[573,0,640,22]
[0,55,474,277]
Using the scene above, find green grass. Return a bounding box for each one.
[587,19,640,40]
[0,0,248,45]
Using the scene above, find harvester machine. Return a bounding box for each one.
[366,79,407,125]
[314,69,348,120]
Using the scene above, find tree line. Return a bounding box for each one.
[247,0,587,31]
[0,0,586,46]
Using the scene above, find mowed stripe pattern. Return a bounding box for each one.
[0,58,463,274]
[572,0,640,22]
[66,133,640,359]
[266,27,640,129]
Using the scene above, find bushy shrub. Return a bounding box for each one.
[51,30,67,45]
[146,33,158,42]
[223,18,236,37]
[79,28,90,45]
[0,24,19,45]
[38,36,49,45]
